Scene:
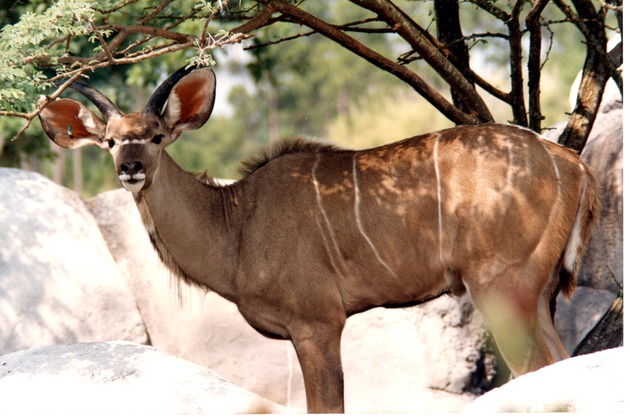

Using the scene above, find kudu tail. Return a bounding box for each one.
[559,164,601,299]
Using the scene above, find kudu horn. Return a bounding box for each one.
[143,65,198,116]
[68,65,199,119]
[70,82,122,120]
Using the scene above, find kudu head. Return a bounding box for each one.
[39,66,216,193]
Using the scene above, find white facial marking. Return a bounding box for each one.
[120,179,145,193]
[118,138,149,145]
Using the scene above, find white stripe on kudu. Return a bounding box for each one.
[352,154,397,277]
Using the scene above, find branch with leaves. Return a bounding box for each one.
[0,0,248,140]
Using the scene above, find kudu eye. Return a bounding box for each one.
[107,139,116,149]
[152,135,164,145]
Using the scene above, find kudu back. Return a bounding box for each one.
[39,66,600,413]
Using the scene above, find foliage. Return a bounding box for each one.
[0,0,240,137]
[325,89,451,149]
[0,0,94,113]
[0,0,623,197]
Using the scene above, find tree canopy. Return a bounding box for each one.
[0,0,623,181]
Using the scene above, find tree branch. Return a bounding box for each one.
[526,0,551,132]
[229,3,278,35]
[230,0,482,125]
[507,0,528,126]
[468,0,511,21]
[435,0,472,114]
[139,0,176,25]
[5,1,250,141]
[557,0,617,152]
[104,23,196,44]
[350,0,493,123]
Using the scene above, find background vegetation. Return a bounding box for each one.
[0,0,622,197]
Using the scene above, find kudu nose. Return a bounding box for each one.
[120,161,143,174]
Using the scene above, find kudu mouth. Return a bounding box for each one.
[119,161,147,193]
[120,177,146,193]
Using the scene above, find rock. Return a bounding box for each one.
[462,348,625,413]
[88,188,495,413]
[0,168,148,355]
[342,300,486,413]
[577,102,623,292]
[0,341,286,415]
[545,100,623,292]
[554,287,618,353]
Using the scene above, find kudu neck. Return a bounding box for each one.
[133,151,242,301]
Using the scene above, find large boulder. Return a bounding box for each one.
[575,100,623,292]
[0,168,148,355]
[555,287,619,353]
[0,341,286,415]
[341,298,491,413]
[462,348,625,413]
[88,188,489,412]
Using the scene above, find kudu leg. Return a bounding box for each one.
[290,323,345,413]
[466,275,570,377]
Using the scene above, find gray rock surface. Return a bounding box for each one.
[0,341,286,415]
[0,168,147,355]
[555,287,618,352]
[577,101,623,292]
[462,348,625,413]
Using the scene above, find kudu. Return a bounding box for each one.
[39,66,600,413]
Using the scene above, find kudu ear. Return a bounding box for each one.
[39,98,107,150]
[162,68,216,140]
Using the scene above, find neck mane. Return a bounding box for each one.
[238,138,342,177]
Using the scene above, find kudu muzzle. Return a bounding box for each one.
[116,143,148,192]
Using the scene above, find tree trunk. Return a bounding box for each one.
[434,0,472,115]
[555,0,617,153]
[572,291,623,356]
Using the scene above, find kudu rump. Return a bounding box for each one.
[40,66,600,413]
